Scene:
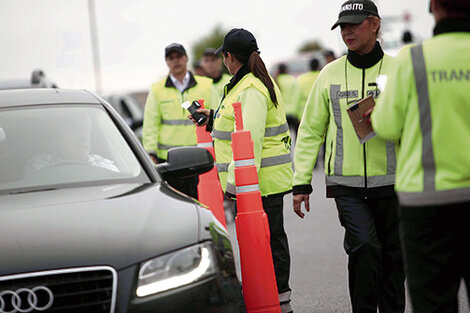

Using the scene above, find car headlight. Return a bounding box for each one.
[136,242,217,297]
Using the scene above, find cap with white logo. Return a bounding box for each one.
[331,0,380,30]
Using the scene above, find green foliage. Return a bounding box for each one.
[297,40,323,53]
[191,25,227,62]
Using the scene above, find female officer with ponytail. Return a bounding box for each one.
[192,28,294,313]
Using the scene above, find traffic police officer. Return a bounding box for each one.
[296,58,320,121]
[275,64,302,134]
[293,1,405,312]
[371,0,470,311]
[194,28,294,313]
[200,48,232,99]
[142,43,218,198]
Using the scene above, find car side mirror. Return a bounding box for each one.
[155,147,214,179]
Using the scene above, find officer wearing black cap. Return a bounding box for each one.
[191,28,294,313]
[200,48,232,99]
[293,1,406,312]
[142,43,218,198]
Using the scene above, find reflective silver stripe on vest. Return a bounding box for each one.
[264,122,289,137]
[161,119,194,125]
[236,184,259,193]
[218,154,290,172]
[398,186,470,206]
[157,143,196,150]
[226,182,236,194]
[326,174,396,188]
[260,153,291,168]
[235,159,255,167]
[330,85,344,175]
[411,44,436,191]
[212,129,232,140]
[386,141,396,175]
[216,163,229,172]
[198,142,213,148]
[213,122,289,140]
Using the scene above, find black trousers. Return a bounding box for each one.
[262,196,291,294]
[400,201,470,313]
[335,195,405,313]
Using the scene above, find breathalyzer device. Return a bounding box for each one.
[181,100,207,126]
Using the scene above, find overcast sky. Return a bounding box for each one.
[0,0,434,94]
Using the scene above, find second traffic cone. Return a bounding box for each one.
[231,102,281,313]
[195,99,227,228]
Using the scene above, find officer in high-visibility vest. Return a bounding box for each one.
[292,1,406,312]
[297,58,320,121]
[142,43,218,198]
[200,48,232,99]
[192,28,294,313]
[370,0,470,311]
[323,50,337,65]
[296,58,323,168]
[275,64,302,134]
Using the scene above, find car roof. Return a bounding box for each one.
[0,88,102,108]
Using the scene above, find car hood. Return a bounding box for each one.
[0,183,201,276]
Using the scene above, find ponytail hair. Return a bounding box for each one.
[232,51,278,107]
[248,52,278,107]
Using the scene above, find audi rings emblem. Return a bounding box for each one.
[0,286,54,313]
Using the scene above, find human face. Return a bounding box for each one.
[340,17,379,55]
[222,53,234,75]
[165,51,188,76]
[201,55,222,78]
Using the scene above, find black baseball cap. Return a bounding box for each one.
[165,43,186,58]
[331,0,380,30]
[214,28,259,56]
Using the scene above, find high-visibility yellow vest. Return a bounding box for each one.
[294,47,397,194]
[212,72,293,196]
[142,72,218,160]
[372,31,470,206]
[276,73,301,118]
[297,71,320,120]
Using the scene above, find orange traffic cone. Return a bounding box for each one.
[195,99,227,228]
[231,102,281,313]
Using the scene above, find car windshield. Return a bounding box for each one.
[0,104,149,194]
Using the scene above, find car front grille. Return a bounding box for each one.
[0,266,116,313]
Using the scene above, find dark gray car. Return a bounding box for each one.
[0,89,244,313]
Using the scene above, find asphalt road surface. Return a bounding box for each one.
[227,165,469,313]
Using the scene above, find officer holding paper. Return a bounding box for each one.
[292,1,405,312]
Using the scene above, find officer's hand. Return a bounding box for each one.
[188,109,211,126]
[293,194,310,219]
[363,106,375,125]
[149,153,158,164]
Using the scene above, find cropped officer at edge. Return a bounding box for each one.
[371,0,470,311]
[142,43,218,198]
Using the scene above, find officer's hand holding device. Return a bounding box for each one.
[182,101,208,126]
